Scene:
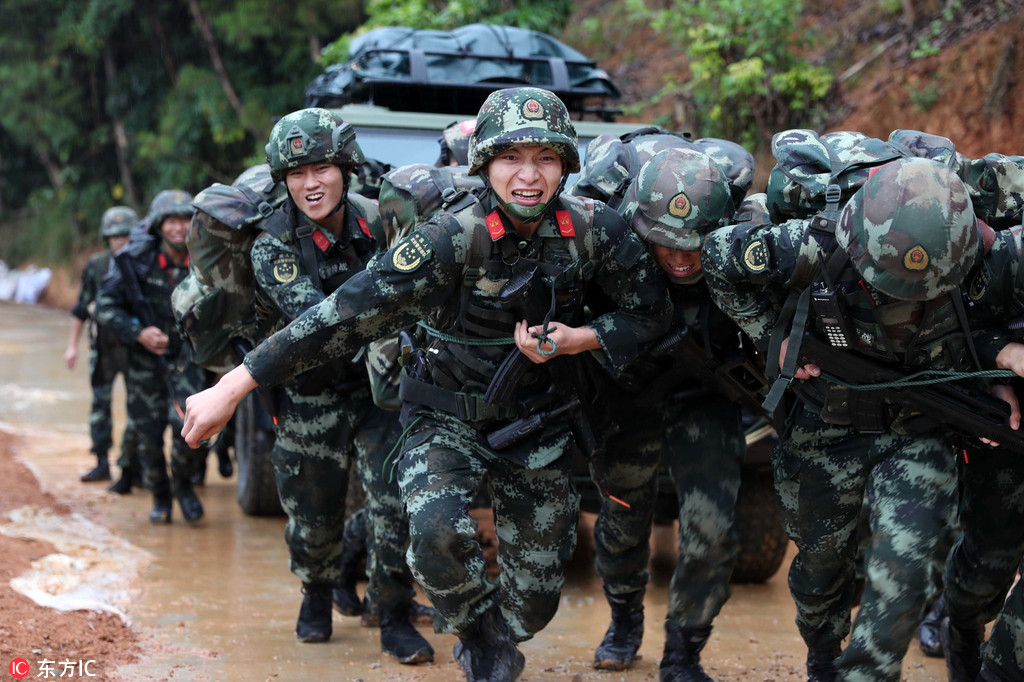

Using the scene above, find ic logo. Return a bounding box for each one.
[9,658,30,678]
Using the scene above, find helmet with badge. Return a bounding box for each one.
[265,108,365,183]
[621,147,732,252]
[437,118,476,167]
[468,87,579,176]
[146,189,194,234]
[99,206,138,239]
[836,157,980,301]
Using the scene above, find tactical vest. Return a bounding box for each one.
[776,231,979,433]
[400,193,597,422]
[256,193,382,394]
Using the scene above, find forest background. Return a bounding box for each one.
[0,0,1020,305]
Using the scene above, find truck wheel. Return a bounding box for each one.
[234,393,284,516]
[731,465,788,583]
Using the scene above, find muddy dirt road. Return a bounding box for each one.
[0,301,947,680]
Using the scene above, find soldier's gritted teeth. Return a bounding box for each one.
[652,245,702,284]
[286,163,346,226]
[487,144,565,229]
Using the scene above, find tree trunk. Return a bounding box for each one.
[187,0,263,141]
[103,47,140,210]
[37,148,64,194]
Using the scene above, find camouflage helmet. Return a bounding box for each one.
[468,87,579,175]
[621,148,732,251]
[837,157,980,301]
[265,108,364,183]
[99,206,138,239]
[437,118,476,167]
[147,189,194,233]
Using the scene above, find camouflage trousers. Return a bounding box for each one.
[272,382,412,611]
[591,393,745,629]
[945,443,1024,679]
[88,344,140,469]
[776,403,957,682]
[125,350,209,493]
[87,344,115,456]
[397,409,579,642]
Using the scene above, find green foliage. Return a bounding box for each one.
[320,0,574,65]
[908,82,941,111]
[877,0,902,14]
[0,0,356,264]
[628,0,834,151]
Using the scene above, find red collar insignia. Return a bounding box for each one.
[555,210,574,237]
[312,229,330,252]
[485,211,505,240]
[358,217,371,238]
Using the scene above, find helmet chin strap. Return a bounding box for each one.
[484,171,569,225]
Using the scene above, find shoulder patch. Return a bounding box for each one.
[742,237,769,273]
[272,253,299,283]
[967,263,990,302]
[392,232,433,272]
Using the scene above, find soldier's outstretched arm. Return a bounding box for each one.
[182,364,257,447]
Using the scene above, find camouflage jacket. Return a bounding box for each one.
[71,250,112,322]
[963,223,1024,366]
[702,219,981,430]
[251,194,385,390]
[96,236,190,358]
[244,192,672,412]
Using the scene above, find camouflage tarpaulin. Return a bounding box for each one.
[304,24,621,118]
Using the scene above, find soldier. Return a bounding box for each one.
[252,108,434,663]
[436,118,476,167]
[65,206,136,483]
[97,190,211,524]
[701,157,977,682]
[586,147,754,680]
[182,86,671,682]
[942,216,1024,682]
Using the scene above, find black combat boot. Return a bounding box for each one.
[918,595,946,657]
[149,484,173,524]
[806,645,841,682]
[333,513,367,616]
[658,623,713,682]
[379,602,435,664]
[361,596,436,627]
[173,475,204,523]
[215,444,233,478]
[81,452,111,482]
[941,616,984,681]
[593,587,645,670]
[108,466,136,494]
[453,604,525,682]
[296,582,333,643]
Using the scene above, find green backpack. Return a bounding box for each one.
[172,164,288,374]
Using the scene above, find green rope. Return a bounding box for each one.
[416,321,512,346]
[383,415,423,484]
[821,368,1016,391]
[415,319,557,355]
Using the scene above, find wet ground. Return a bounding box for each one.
[0,301,947,680]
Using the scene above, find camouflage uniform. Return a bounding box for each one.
[243,88,671,665]
[250,193,411,605]
[580,147,750,676]
[71,250,129,459]
[436,118,476,167]
[96,192,211,520]
[945,222,1024,681]
[702,158,980,682]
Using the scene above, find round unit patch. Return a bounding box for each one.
[392,232,433,272]
[272,253,298,283]
[742,238,769,273]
